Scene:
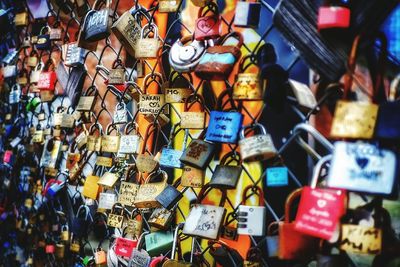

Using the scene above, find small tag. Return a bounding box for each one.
[266,167,288,187]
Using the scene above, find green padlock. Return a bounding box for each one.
[26,97,41,112]
[82,256,93,266]
[144,231,174,257]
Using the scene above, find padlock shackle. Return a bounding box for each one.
[111,202,125,216]
[239,123,267,139]
[238,53,259,73]
[145,169,168,184]
[143,72,163,94]
[140,122,161,155]
[267,221,279,235]
[310,155,331,188]
[184,93,206,112]
[171,223,185,260]
[220,151,241,165]
[241,185,263,206]
[91,0,110,10]
[198,1,219,17]
[169,70,194,86]
[284,188,303,223]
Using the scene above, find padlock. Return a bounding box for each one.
[233,55,263,100]
[155,179,183,210]
[183,184,227,240]
[71,205,92,238]
[180,94,206,129]
[98,191,117,210]
[181,165,204,188]
[158,0,182,12]
[239,123,277,162]
[237,186,266,236]
[113,102,128,124]
[210,152,242,189]
[134,170,168,209]
[243,247,262,267]
[50,23,63,40]
[135,23,160,59]
[288,79,318,111]
[130,233,151,267]
[180,130,215,169]
[9,84,21,104]
[136,124,161,173]
[149,207,174,230]
[84,0,112,42]
[107,203,125,228]
[126,209,143,239]
[111,9,142,57]
[164,71,193,103]
[162,224,193,266]
[118,121,141,155]
[160,126,188,169]
[3,65,17,78]
[330,35,379,139]
[118,166,140,207]
[37,59,57,91]
[295,156,346,241]
[318,2,350,30]
[70,239,81,253]
[266,166,288,187]
[266,222,279,257]
[169,35,206,73]
[55,243,65,259]
[234,0,261,28]
[36,26,51,50]
[139,73,167,122]
[145,230,174,257]
[82,175,100,200]
[278,188,319,260]
[14,12,28,26]
[108,60,126,85]
[101,123,120,153]
[27,50,39,67]
[45,244,55,254]
[87,123,103,152]
[206,110,243,144]
[115,235,138,258]
[194,2,221,41]
[94,248,107,264]
[98,171,119,188]
[30,62,44,84]
[40,139,61,168]
[61,225,69,242]
[64,42,85,66]
[17,69,28,85]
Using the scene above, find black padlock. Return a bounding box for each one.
[155,179,183,210]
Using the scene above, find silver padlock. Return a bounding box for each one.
[113,102,128,124]
[169,35,206,73]
[239,123,277,162]
[237,186,266,236]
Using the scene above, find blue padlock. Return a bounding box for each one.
[47,182,65,198]
[206,111,243,144]
[266,167,288,187]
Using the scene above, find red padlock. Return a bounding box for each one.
[37,59,57,91]
[317,5,350,30]
[115,236,137,258]
[194,2,221,41]
[45,244,55,254]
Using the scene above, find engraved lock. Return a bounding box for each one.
[87,123,103,152]
[135,23,160,59]
[136,124,160,173]
[30,62,44,84]
[234,0,261,28]
[183,185,227,240]
[181,165,204,188]
[237,186,266,236]
[206,110,243,144]
[164,71,193,103]
[194,3,221,41]
[134,170,168,209]
[107,203,125,228]
[139,73,167,122]
[108,60,126,85]
[239,123,277,162]
[118,167,140,207]
[50,25,63,40]
[169,35,206,73]
[118,122,141,155]
[179,132,215,169]
[144,230,174,257]
[115,235,138,258]
[82,175,100,200]
[113,102,128,124]
[233,55,263,100]
[111,9,142,57]
[266,166,288,187]
[127,209,143,239]
[98,191,117,210]
[159,126,188,169]
[101,124,120,153]
[84,0,112,42]
[180,94,206,129]
[158,0,182,12]
[288,80,318,111]
[148,207,174,230]
[14,12,28,26]
[210,152,242,189]
[155,181,183,210]
[98,171,119,188]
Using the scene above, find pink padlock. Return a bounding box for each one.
[3,150,12,164]
[45,244,55,254]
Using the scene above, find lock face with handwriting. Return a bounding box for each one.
[112,10,141,57]
[206,111,243,144]
[135,23,160,59]
[194,3,221,41]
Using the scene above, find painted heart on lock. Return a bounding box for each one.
[317,199,327,208]
[355,157,369,169]
[197,16,217,34]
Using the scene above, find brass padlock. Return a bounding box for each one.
[87,123,103,152]
[15,12,28,26]
[136,124,161,173]
[181,165,204,188]
[127,209,143,239]
[135,23,160,59]
[149,207,174,230]
[118,166,140,207]
[107,203,125,228]
[233,55,263,100]
[180,94,206,129]
[108,60,126,85]
[101,124,120,153]
[61,225,69,242]
[134,170,168,209]
[55,243,65,259]
[27,50,39,67]
[111,10,142,57]
[70,239,80,253]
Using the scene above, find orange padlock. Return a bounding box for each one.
[94,248,107,265]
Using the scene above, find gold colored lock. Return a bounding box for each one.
[159,0,182,12]
[135,23,160,59]
[55,243,65,259]
[181,165,204,188]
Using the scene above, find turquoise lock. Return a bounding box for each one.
[144,231,174,257]
[266,167,288,187]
